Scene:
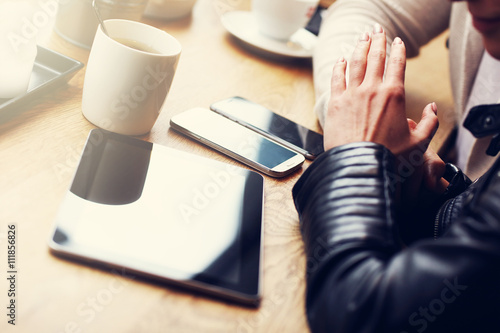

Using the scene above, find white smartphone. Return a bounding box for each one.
[210,96,324,159]
[170,107,305,178]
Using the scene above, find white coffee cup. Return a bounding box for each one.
[82,19,181,136]
[252,0,319,41]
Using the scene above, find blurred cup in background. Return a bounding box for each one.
[55,0,149,49]
[252,0,319,41]
[143,0,197,21]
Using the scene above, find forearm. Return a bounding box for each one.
[293,142,402,332]
[293,142,399,257]
[293,143,500,333]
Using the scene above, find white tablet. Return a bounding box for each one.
[49,129,264,306]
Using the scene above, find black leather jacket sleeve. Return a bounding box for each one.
[292,142,500,333]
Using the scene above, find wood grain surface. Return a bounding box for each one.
[0,0,453,332]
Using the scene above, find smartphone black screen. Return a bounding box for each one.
[211,96,324,159]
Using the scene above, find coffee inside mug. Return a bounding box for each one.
[112,37,161,54]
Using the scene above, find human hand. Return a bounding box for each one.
[323,25,439,157]
[402,145,449,202]
[323,24,447,195]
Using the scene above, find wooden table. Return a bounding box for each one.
[0,1,453,332]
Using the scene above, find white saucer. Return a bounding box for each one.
[220,11,317,59]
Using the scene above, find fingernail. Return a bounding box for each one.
[431,102,438,114]
[393,37,403,45]
[373,23,383,34]
[337,56,345,63]
[359,32,370,42]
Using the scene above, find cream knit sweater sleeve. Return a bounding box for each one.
[313,0,452,126]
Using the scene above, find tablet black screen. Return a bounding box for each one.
[50,129,263,306]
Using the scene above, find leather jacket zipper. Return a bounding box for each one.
[433,212,441,240]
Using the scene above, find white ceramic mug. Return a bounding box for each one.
[252,0,319,40]
[82,19,181,136]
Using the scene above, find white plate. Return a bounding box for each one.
[220,11,317,59]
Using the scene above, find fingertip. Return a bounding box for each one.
[393,37,403,45]
[422,103,439,122]
[373,23,383,34]
[332,56,346,73]
[423,102,436,113]
[331,56,348,93]
[431,102,438,114]
[359,32,370,42]
[419,105,440,138]
[384,38,407,84]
